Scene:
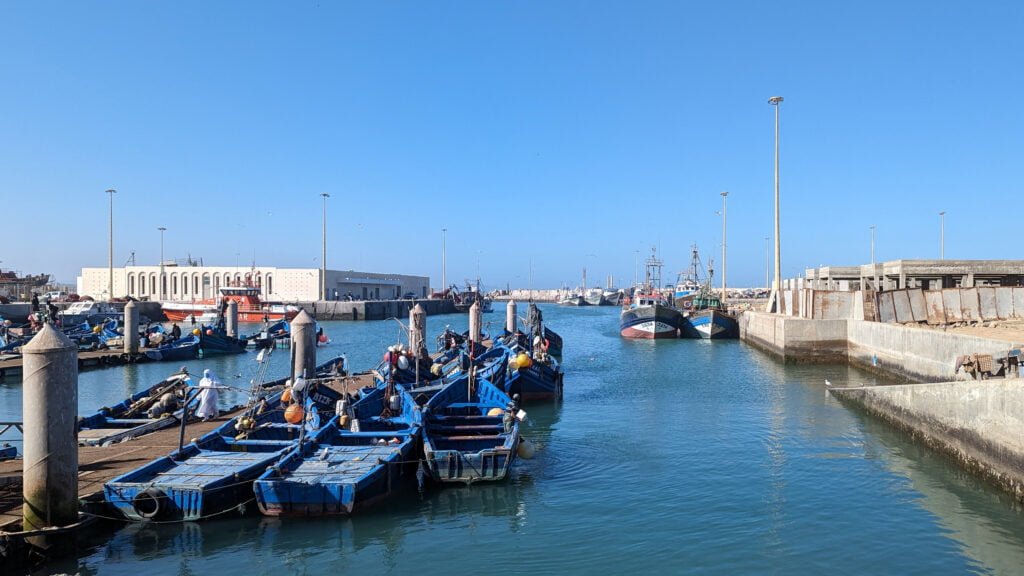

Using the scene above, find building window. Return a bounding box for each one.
[128,275,135,295]
[140,275,147,295]
[194,275,199,295]
[172,275,178,296]
[266,275,273,298]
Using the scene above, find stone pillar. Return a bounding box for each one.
[469,301,482,343]
[124,300,139,354]
[226,300,239,338]
[505,299,517,334]
[290,309,316,381]
[409,304,426,353]
[22,324,79,532]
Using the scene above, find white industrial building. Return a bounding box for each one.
[77,266,430,302]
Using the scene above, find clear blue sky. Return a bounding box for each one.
[2,1,1021,289]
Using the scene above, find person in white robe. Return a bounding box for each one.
[195,369,220,421]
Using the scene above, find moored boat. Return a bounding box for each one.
[253,381,422,516]
[620,248,682,339]
[162,284,299,323]
[422,375,521,484]
[78,370,195,446]
[143,335,200,362]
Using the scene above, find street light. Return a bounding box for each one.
[633,249,640,288]
[939,211,946,260]
[320,193,329,301]
[157,227,167,301]
[441,228,448,293]
[764,236,770,290]
[869,225,876,264]
[106,188,116,300]
[720,191,728,302]
[768,96,783,312]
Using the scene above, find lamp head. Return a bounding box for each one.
[768,96,784,105]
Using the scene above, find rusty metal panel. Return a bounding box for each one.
[960,288,981,322]
[1015,288,1024,320]
[995,287,1014,320]
[924,290,946,325]
[892,290,915,323]
[942,289,963,322]
[816,291,854,320]
[978,287,999,321]
[878,291,897,323]
[908,289,928,322]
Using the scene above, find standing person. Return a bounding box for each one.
[170,323,181,341]
[195,369,220,421]
[31,293,40,312]
[47,301,59,325]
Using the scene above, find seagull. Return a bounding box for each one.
[825,379,832,387]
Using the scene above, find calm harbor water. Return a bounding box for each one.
[3,304,1024,575]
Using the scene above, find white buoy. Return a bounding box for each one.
[517,437,536,460]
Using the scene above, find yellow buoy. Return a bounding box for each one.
[284,404,304,424]
[516,353,533,369]
[487,407,504,417]
[338,414,350,427]
[192,328,201,336]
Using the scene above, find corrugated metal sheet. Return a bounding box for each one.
[942,289,963,322]
[961,288,981,322]
[878,291,897,323]
[924,290,946,325]
[892,290,914,323]
[996,287,1014,320]
[908,289,928,322]
[978,287,999,321]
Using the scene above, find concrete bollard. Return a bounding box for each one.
[124,300,139,354]
[290,309,317,382]
[469,301,482,343]
[409,304,426,354]
[22,324,79,533]
[226,300,239,338]
[506,299,517,334]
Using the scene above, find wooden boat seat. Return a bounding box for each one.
[105,418,163,425]
[439,434,504,441]
[432,424,502,432]
[443,402,496,409]
[229,439,296,447]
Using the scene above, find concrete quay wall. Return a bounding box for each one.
[741,311,1019,382]
[830,380,1024,502]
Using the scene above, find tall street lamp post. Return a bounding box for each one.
[106,188,116,300]
[768,96,783,312]
[320,193,329,301]
[158,227,167,301]
[870,225,876,264]
[720,191,728,302]
[764,236,770,290]
[939,211,946,260]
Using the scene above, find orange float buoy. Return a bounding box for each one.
[487,407,504,417]
[281,388,292,404]
[318,334,327,343]
[284,404,304,424]
[205,329,214,336]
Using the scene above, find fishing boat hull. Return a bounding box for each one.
[619,304,681,339]
[558,295,587,306]
[0,444,16,461]
[506,360,563,401]
[687,309,739,339]
[143,336,200,362]
[422,377,519,484]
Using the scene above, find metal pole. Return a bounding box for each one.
[768,96,783,311]
[870,226,876,264]
[321,193,329,301]
[721,191,728,301]
[939,211,945,260]
[764,236,770,290]
[106,188,116,300]
[633,250,638,288]
[22,325,78,533]
[158,226,166,301]
[441,228,447,294]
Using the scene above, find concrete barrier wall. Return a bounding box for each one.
[846,320,1018,382]
[830,379,1024,502]
[739,311,846,363]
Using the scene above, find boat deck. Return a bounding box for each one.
[0,372,376,531]
[284,445,403,485]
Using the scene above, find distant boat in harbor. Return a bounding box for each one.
[674,246,738,340]
[584,288,605,306]
[162,283,299,323]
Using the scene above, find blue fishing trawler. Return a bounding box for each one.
[143,335,200,362]
[253,381,422,516]
[422,374,521,484]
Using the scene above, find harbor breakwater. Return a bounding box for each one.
[741,310,1024,502]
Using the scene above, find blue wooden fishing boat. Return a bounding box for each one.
[243,320,289,349]
[143,335,200,362]
[0,443,15,461]
[198,326,247,355]
[253,381,422,516]
[103,390,321,521]
[501,340,563,401]
[422,374,521,484]
[78,370,194,446]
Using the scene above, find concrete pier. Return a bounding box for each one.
[469,302,482,343]
[506,300,517,334]
[829,379,1024,502]
[409,304,426,353]
[226,300,238,338]
[123,300,139,354]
